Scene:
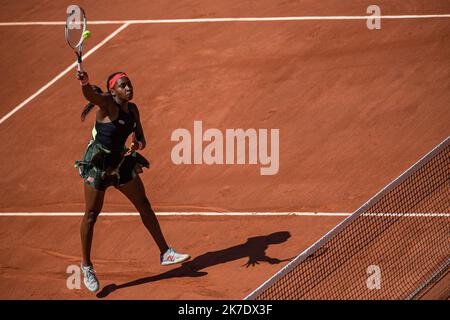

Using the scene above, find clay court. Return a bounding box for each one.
[0,1,449,299]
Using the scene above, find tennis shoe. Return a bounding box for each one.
[81,263,99,292]
[160,248,190,266]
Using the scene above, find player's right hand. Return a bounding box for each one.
[76,71,88,81]
[77,71,89,86]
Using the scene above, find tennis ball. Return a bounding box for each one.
[82,30,91,40]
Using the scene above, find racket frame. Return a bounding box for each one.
[65,5,87,72]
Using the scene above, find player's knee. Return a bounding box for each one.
[137,198,154,215]
[136,196,151,209]
[84,210,100,224]
[143,197,151,208]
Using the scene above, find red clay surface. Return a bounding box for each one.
[0,1,449,299]
[0,25,117,115]
[0,216,344,299]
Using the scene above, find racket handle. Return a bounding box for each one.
[77,62,84,73]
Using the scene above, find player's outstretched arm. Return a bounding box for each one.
[77,71,109,109]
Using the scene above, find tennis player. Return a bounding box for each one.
[75,70,190,292]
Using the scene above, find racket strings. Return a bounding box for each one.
[65,10,86,49]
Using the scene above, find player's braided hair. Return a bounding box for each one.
[80,72,125,122]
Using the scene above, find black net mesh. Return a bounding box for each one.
[249,138,449,300]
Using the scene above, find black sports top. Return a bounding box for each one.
[92,102,137,152]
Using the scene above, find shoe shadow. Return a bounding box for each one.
[96,231,293,298]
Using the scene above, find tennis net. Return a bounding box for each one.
[246,136,449,300]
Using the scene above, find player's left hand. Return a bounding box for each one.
[124,147,134,156]
[130,141,139,151]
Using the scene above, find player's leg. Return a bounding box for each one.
[117,176,190,265]
[117,175,169,253]
[81,182,105,265]
[80,182,105,292]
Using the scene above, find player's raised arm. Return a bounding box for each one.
[77,71,110,109]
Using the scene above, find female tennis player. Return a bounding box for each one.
[75,70,190,292]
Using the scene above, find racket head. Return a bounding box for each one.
[65,5,87,50]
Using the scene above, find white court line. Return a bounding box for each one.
[0,23,130,125]
[0,212,351,217]
[0,212,448,217]
[1,14,450,26]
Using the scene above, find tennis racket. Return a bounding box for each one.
[65,5,87,72]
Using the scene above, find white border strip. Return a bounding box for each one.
[244,136,450,300]
[362,213,450,217]
[0,212,350,217]
[1,15,450,26]
[0,23,129,125]
[0,212,447,217]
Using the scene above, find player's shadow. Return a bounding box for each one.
[96,231,293,298]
